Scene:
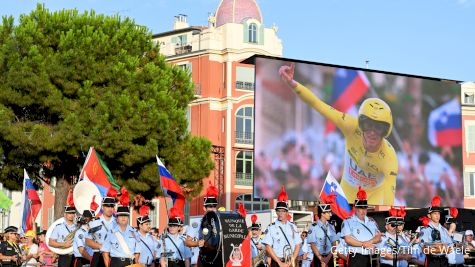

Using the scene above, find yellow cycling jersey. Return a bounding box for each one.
[293,83,398,205]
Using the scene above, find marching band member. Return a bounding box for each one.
[135,204,158,267]
[86,188,117,267]
[184,182,218,267]
[73,196,97,267]
[335,238,349,267]
[298,231,312,267]
[420,196,452,267]
[250,214,265,267]
[307,195,338,267]
[101,187,139,267]
[0,226,24,267]
[261,186,301,267]
[160,207,191,267]
[341,187,381,267]
[444,208,464,267]
[49,189,77,267]
[378,207,412,267]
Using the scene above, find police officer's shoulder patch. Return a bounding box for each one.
[78,234,83,239]
[192,222,198,228]
[308,229,312,235]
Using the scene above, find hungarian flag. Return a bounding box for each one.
[156,156,185,212]
[21,169,42,233]
[79,147,120,197]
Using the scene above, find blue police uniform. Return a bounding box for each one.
[261,220,301,265]
[298,238,313,267]
[419,222,452,266]
[307,220,337,256]
[250,235,263,259]
[335,238,349,265]
[185,222,200,265]
[159,233,191,266]
[377,232,411,267]
[410,242,426,266]
[87,216,116,267]
[135,231,158,267]
[73,225,93,267]
[50,220,77,267]
[341,215,379,267]
[101,224,139,267]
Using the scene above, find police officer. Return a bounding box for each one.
[420,196,452,267]
[250,214,265,267]
[135,205,158,267]
[160,207,191,267]
[378,207,412,267]
[49,190,77,267]
[101,190,139,267]
[261,186,301,267]
[184,182,218,267]
[307,202,337,267]
[0,226,24,267]
[86,188,117,267]
[341,187,381,267]
[73,198,97,267]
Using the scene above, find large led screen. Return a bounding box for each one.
[253,57,462,207]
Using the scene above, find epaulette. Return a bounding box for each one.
[368,217,376,223]
[311,222,318,227]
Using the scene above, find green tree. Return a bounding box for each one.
[0,4,214,219]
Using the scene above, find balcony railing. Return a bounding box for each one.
[235,131,253,144]
[236,81,255,91]
[175,44,192,55]
[194,83,201,95]
[235,172,253,186]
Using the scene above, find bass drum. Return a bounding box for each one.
[199,211,248,266]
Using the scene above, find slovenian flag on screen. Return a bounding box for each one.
[319,172,352,220]
[79,147,120,197]
[21,169,42,233]
[428,98,462,147]
[156,156,186,211]
[325,68,369,134]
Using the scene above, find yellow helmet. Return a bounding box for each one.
[358,98,393,138]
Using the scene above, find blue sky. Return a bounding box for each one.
[2,0,474,82]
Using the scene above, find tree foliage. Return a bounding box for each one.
[0,4,214,217]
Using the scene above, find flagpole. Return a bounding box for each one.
[19,170,26,234]
[156,156,171,267]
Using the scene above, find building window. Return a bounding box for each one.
[149,199,159,228]
[235,194,269,212]
[235,107,253,144]
[248,23,257,43]
[465,93,474,105]
[465,172,475,197]
[468,125,475,153]
[235,66,255,91]
[235,151,253,186]
[48,208,54,226]
[236,81,244,89]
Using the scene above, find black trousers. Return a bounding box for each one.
[313,254,334,267]
[110,257,133,267]
[58,254,74,267]
[91,252,104,267]
[168,260,185,267]
[73,257,90,267]
[348,253,373,267]
[271,258,292,267]
[426,255,448,267]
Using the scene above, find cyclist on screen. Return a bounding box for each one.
[279,63,398,205]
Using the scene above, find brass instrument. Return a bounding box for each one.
[252,248,266,267]
[283,245,294,267]
[46,218,74,255]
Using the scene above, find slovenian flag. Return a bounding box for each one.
[428,99,462,147]
[20,169,42,233]
[326,68,369,133]
[79,147,120,197]
[156,156,186,211]
[319,171,352,220]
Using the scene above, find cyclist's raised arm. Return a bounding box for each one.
[279,64,355,134]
